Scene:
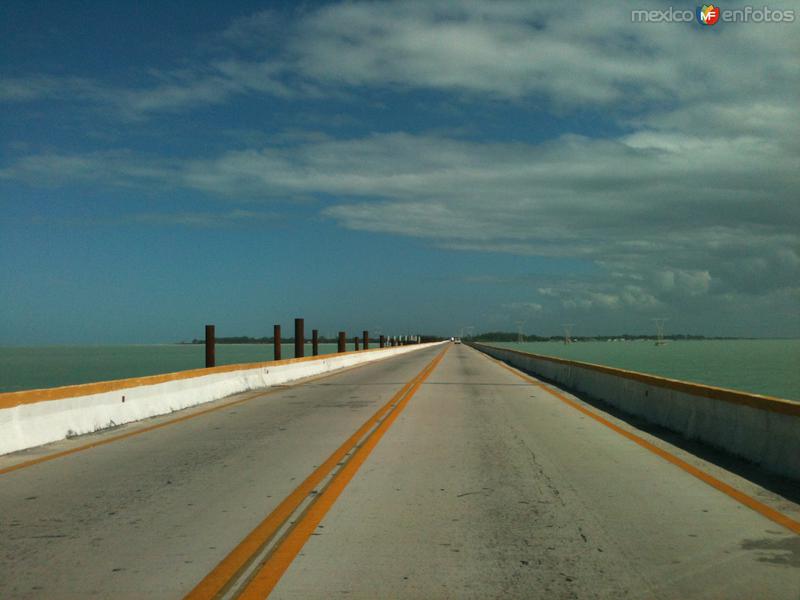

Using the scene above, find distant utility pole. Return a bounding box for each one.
[653,318,668,346]
[516,320,526,343]
[562,323,574,345]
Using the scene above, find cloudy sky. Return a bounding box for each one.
[1,1,798,343]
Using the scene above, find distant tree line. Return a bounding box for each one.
[184,334,447,344]
[469,331,746,342]
[186,336,339,344]
[419,335,447,343]
[182,332,744,344]
[471,331,552,342]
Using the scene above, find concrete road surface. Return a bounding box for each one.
[1,343,798,599]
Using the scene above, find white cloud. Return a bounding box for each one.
[0,151,175,186]
[5,1,797,123]
[3,128,796,314]
[1,1,797,332]
[286,1,799,120]
[21,208,282,229]
[652,270,712,297]
[502,302,543,313]
[0,75,105,102]
[127,209,281,228]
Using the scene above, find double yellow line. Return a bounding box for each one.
[184,344,449,600]
[0,350,431,477]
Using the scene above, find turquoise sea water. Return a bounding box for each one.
[488,340,800,401]
[0,344,356,393]
[1,340,797,401]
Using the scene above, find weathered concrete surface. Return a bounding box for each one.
[0,342,443,456]
[272,345,799,599]
[473,342,800,480]
[0,346,444,599]
[1,344,798,599]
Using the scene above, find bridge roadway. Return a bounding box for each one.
[1,343,798,599]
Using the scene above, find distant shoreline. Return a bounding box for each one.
[1,337,798,348]
[175,334,796,345]
[475,335,758,343]
[179,335,445,345]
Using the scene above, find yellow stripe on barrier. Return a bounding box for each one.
[480,350,800,536]
[472,343,800,416]
[0,345,441,475]
[0,346,408,410]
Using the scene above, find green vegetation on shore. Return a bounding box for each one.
[183,335,446,344]
[179,332,752,344]
[469,332,749,342]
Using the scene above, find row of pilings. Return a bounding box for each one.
[203,319,421,368]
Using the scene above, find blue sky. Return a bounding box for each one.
[1,1,798,343]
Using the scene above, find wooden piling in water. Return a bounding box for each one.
[205,324,215,368]
[295,318,304,358]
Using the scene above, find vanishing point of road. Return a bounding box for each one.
[1,343,798,599]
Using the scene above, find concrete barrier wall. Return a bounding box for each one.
[0,342,445,456]
[471,343,800,481]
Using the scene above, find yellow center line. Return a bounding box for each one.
[478,349,800,536]
[0,350,424,477]
[184,345,449,600]
[237,346,448,599]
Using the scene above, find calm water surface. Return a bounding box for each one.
[1,340,797,401]
[0,344,354,393]
[489,339,799,401]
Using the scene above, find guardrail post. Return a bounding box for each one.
[338,331,346,353]
[312,329,319,356]
[274,324,281,360]
[379,335,385,348]
[295,318,304,358]
[354,336,360,351]
[363,330,369,350]
[205,324,215,368]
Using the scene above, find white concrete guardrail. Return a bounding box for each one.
[0,342,445,456]
[471,342,800,481]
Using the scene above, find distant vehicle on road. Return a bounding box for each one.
[454,338,462,344]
